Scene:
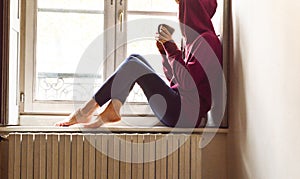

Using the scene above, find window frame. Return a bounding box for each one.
[1,0,21,125]
[17,0,230,128]
[21,0,179,116]
[21,0,115,114]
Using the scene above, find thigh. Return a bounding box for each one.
[136,73,181,127]
[115,56,181,126]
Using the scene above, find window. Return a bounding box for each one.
[23,0,108,113]
[23,0,181,114]
[0,0,21,125]
[35,0,105,101]
[125,0,178,103]
[20,0,227,126]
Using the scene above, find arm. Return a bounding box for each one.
[156,41,173,82]
[165,35,221,91]
[162,41,185,68]
[163,41,197,90]
[156,26,186,82]
[163,36,214,91]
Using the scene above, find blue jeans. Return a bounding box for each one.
[93,54,181,127]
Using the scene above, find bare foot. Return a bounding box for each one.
[54,109,92,126]
[84,99,122,128]
[55,99,99,127]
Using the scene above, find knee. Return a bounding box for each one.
[121,54,153,72]
[123,54,139,64]
[127,54,147,63]
[121,55,143,69]
[129,54,143,59]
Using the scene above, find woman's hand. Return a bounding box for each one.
[155,26,173,44]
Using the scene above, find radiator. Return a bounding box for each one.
[8,133,202,179]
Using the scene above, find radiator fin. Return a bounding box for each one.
[8,133,202,179]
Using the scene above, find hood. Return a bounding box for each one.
[179,0,217,44]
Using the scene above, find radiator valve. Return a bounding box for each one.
[0,135,8,142]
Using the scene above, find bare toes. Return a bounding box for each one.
[55,121,69,127]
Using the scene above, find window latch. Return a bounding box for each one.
[119,10,124,32]
[20,92,25,103]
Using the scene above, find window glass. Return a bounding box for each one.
[125,1,178,102]
[128,0,178,12]
[35,0,104,101]
[38,0,104,10]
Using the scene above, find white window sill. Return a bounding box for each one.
[19,115,163,127]
[20,114,221,126]
[0,125,228,134]
[0,115,228,134]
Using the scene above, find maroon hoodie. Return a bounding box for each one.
[159,0,222,127]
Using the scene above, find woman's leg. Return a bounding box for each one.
[92,54,155,106]
[85,55,181,128]
[56,54,181,127]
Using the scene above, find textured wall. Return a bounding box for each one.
[228,0,300,178]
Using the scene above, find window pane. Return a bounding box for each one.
[36,0,104,101]
[38,0,104,11]
[126,0,223,103]
[211,0,224,36]
[126,14,178,103]
[127,14,179,57]
[128,0,178,12]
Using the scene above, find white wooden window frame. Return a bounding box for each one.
[21,0,160,116]
[19,0,229,127]
[1,0,21,125]
[22,0,116,114]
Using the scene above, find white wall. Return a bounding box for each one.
[229,0,300,178]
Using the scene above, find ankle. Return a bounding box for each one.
[111,99,122,114]
[77,108,90,117]
[81,99,99,116]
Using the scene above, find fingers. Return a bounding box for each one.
[156,27,173,43]
[160,26,171,36]
[155,32,167,44]
[155,32,170,42]
[159,30,169,39]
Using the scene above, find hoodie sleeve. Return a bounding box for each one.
[157,43,174,82]
[163,38,214,92]
[162,41,199,90]
[162,41,185,67]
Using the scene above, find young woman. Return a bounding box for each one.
[55,0,222,128]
